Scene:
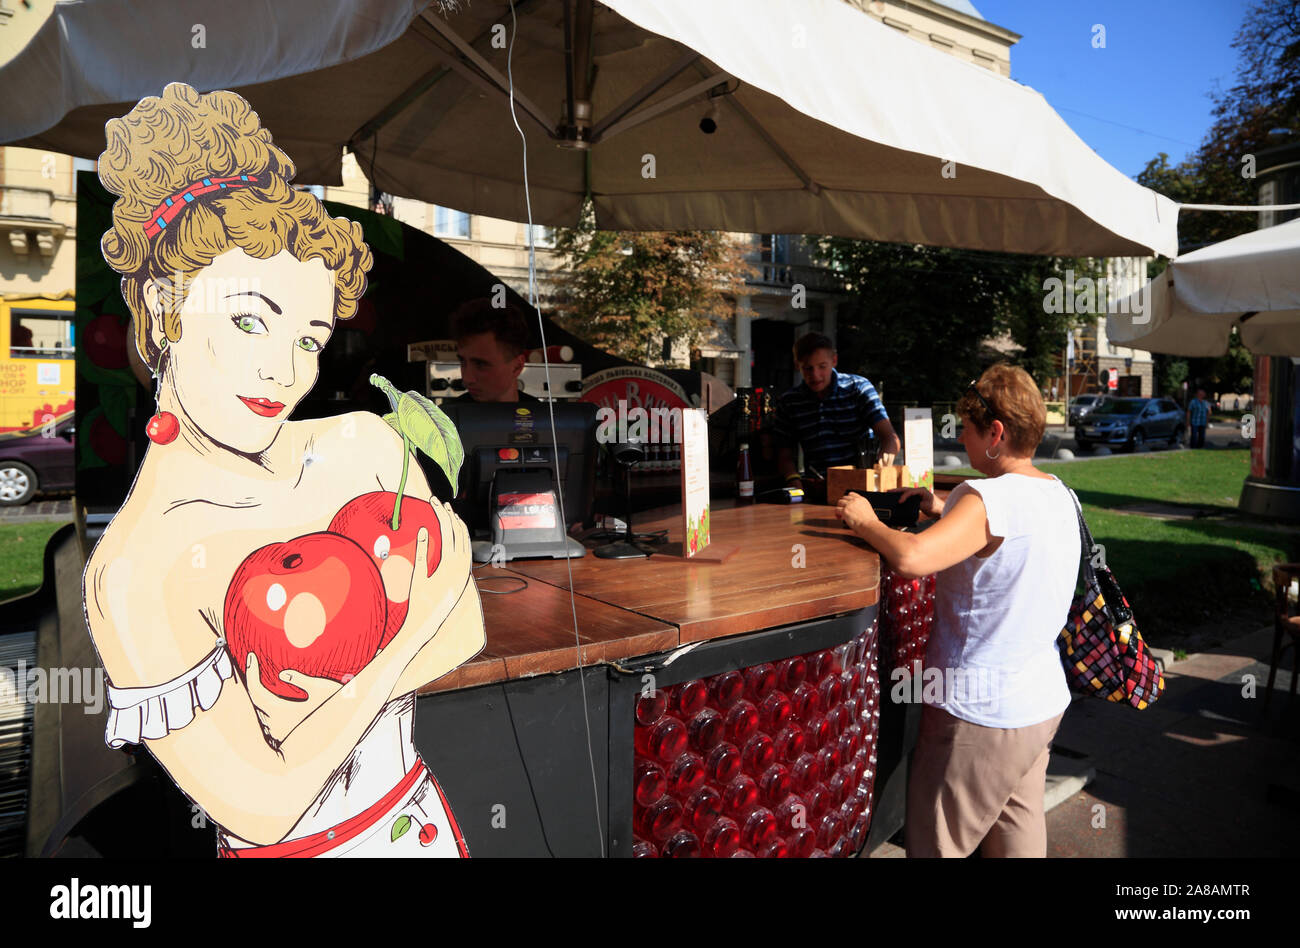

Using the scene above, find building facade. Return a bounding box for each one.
[0,145,81,431]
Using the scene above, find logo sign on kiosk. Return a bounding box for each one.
[1107,368,1119,391]
[581,366,691,415]
[903,408,935,491]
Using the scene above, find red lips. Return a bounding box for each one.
[239,396,286,418]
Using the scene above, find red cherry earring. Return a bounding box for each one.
[146,338,179,445]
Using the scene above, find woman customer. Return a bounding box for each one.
[835,364,1080,857]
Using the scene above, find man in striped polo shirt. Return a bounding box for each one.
[772,333,901,496]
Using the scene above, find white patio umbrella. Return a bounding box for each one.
[1107,216,1300,357]
[0,0,1179,258]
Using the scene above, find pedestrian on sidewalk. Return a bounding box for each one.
[836,365,1080,857]
[1188,388,1210,448]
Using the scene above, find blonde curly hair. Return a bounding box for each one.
[99,82,372,373]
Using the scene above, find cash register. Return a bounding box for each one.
[436,401,598,563]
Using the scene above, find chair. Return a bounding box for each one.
[1266,564,1300,709]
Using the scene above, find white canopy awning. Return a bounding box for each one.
[1107,217,1300,356]
[0,0,1179,257]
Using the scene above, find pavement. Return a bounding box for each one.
[869,625,1300,857]
[0,498,73,523]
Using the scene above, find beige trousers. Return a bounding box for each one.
[905,704,1065,858]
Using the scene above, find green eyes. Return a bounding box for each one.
[231,313,324,352]
[232,313,264,334]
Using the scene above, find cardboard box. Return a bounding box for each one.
[827,463,913,504]
[827,465,877,505]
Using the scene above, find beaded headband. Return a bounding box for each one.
[143,174,262,239]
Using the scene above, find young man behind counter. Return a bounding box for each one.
[772,332,901,498]
[451,297,540,404]
[421,298,542,505]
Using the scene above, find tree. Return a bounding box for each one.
[1136,1,1298,394]
[549,201,755,365]
[1140,1,1299,254]
[807,237,1100,405]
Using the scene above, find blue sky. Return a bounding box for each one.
[973,0,1251,179]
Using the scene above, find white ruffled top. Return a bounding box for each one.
[104,646,234,749]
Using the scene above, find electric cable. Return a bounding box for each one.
[505,0,606,856]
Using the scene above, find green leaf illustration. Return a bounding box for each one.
[391,814,412,842]
[370,374,464,490]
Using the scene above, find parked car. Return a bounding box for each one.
[0,417,75,505]
[1068,393,1104,427]
[1074,397,1185,453]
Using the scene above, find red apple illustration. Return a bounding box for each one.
[328,491,443,648]
[224,532,387,700]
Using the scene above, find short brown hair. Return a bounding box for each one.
[957,364,1046,456]
[450,298,534,359]
[793,331,835,363]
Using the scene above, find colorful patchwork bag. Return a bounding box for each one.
[1057,489,1165,709]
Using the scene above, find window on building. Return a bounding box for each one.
[434,206,471,238]
[72,157,97,192]
[760,234,791,264]
[1259,181,1276,229]
[528,224,555,248]
[10,310,74,359]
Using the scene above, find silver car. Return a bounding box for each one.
[1075,397,1186,452]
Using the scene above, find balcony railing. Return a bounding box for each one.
[0,187,55,221]
[747,262,847,294]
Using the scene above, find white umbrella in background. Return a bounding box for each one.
[1107,217,1300,356]
[0,0,1179,257]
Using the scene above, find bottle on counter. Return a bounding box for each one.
[736,442,755,505]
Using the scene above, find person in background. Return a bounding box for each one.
[1188,387,1210,448]
[771,332,900,498]
[835,365,1079,857]
[450,297,539,404]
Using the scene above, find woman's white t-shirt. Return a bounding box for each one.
[925,473,1080,728]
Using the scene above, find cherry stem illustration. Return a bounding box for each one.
[393,432,411,532]
[369,373,411,531]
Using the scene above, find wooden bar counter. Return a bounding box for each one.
[408,500,892,858]
[418,501,882,698]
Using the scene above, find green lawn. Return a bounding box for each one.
[940,450,1295,645]
[946,447,1251,511]
[0,520,72,602]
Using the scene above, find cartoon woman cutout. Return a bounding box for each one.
[81,83,486,857]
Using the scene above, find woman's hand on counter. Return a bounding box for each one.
[897,487,944,519]
[836,492,879,533]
